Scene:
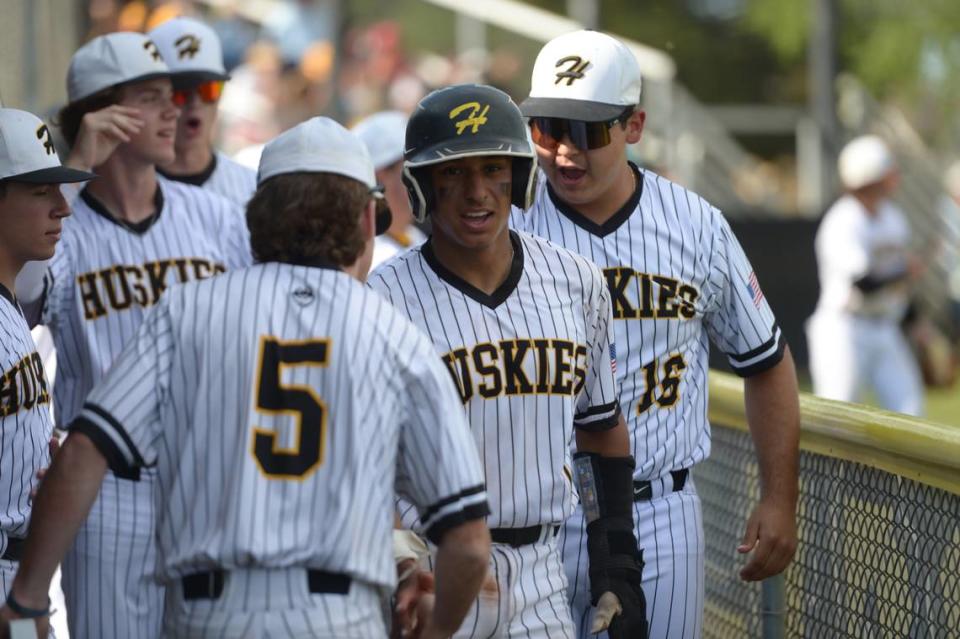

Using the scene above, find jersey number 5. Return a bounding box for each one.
[636,353,687,414]
[251,336,330,480]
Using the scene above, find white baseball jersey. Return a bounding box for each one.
[812,194,912,320]
[159,150,257,209]
[68,262,488,588]
[372,226,427,269]
[39,178,251,428]
[368,230,621,529]
[512,165,784,481]
[0,285,53,545]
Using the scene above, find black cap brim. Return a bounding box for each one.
[5,165,96,184]
[171,71,230,87]
[519,97,625,122]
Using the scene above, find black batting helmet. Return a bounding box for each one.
[402,84,537,222]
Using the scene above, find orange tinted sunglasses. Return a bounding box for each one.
[172,81,225,107]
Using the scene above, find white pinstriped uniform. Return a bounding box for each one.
[67,262,488,638]
[33,178,250,639]
[0,286,54,615]
[369,230,621,638]
[159,151,257,209]
[512,166,785,638]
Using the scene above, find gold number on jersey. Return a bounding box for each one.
[251,336,330,480]
[636,353,687,415]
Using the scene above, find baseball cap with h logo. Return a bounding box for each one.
[0,108,95,183]
[67,32,172,104]
[149,17,230,83]
[520,30,642,122]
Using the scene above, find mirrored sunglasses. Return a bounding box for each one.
[172,80,225,107]
[529,109,633,151]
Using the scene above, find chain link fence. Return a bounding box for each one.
[697,424,960,638]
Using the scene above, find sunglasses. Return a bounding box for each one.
[529,108,634,151]
[172,80,225,107]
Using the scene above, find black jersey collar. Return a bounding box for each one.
[421,230,524,309]
[0,282,17,310]
[157,153,217,187]
[80,184,165,235]
[546,161,643,238]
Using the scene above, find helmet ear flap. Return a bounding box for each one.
[402,165,432,223]
[510,157,538,210]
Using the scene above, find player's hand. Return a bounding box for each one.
[0,603,49,639]
[392,562,434,639]
[591,586,646,638]
[737,497,798,581]
[67,105,144,171]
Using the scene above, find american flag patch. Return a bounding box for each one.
[746,271,764,308]
[609,343,617,374]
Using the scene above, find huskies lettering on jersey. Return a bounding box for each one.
[0,353,50,417]
[77,257,226,320]
[441,338,588,404]
[603,267,699,321]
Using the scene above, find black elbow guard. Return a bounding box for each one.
[574,452,648,638]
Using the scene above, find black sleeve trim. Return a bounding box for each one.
[732,337,786,378]
[854,268,908,294]
[727,323,780,363]
[70,418,141,481]
[424,501,491,546]
[420,484,486,522]
[82,403,148,467]
[575,405,622,432]
[576,400,620,418]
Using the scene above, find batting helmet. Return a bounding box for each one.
[403,84,537,222]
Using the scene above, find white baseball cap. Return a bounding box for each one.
[838,135,897,190]
[521,30,642,122]
[352,111,407,170]
[149,17,229,83]
[0,109,95,183]
[67,32,172,104]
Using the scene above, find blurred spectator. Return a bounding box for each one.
[806,135,925,415]
[352,111,426,268]
[939,160,960,344]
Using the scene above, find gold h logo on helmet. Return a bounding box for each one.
[555,56,590,86]
[449,102,490,135]
[175,35,201,60]
[143,40,162,62]
[35,124,55,155]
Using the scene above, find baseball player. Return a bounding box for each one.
[512,31,801,638]
[352,111,427,268]
[369,84,646,639]
[0,109,94,638]
[0,117,493,639]
[806,135,924,415]
[15,32,251,638]
[149,16,257,207]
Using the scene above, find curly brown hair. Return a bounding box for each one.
[247,172,371,266]
[55,87,122,147]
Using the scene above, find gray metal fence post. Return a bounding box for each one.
[761,575,786,639]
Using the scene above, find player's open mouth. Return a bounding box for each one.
[461,210,493,230]
[184,116,203,135]
[558,166,587,184]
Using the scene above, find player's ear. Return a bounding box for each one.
[625,109,645,145]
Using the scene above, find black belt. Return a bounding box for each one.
[1,537,24,562]
[490,525,559,548]
[181,569,351,601]
[632,469,689,502]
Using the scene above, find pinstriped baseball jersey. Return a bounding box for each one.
[0,285,53,544]
[68,262,489,588]
[512,165,784,480]
[368,230,621,529]
[39,177,250,427]
[159,151,257,208]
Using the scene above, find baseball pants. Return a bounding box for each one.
[162,567,387,638]
[61,471,163,639]
[562,473,704,639]
[806,312,924,416]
